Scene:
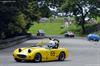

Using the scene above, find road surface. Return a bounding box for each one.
[0,38,100,66]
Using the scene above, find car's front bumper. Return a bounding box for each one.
[13,54,35,61]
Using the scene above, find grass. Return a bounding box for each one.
[61,23,82,36]
[28,17,100,36]
[28,18,66,35]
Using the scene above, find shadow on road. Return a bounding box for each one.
[12,60,72,64]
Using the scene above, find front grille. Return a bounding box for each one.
[17,54,26,58]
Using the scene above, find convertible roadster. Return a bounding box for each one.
[13,38,69,62]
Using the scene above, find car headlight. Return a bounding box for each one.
[18,48,22,52]
[28,49,31,53]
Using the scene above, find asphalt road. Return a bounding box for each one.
[0,38,100,66]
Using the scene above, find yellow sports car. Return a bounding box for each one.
[13,38,69,62]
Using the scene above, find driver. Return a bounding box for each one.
[48,40,56,48]
[48,38,59,49]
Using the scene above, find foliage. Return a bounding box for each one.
[0,1,18,39]
[0,0,40,39]
[39,4,52,17]
[46,0,66,7]
[0,0,100,39]
[61,0,100,34]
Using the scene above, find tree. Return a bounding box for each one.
[0,1,19,39]
[39,3,52,17]
[61,0,100,34]
[37,0,66,16]
[45,0,66,7]
[0,0,41,39]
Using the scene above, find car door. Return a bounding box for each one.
[46,48,59,61]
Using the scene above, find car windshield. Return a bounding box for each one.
[42,43,50,48]
[31,41,50,48]
[31,39,57,49]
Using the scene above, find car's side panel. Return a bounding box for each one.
[46,49,59,61]
[41,48,69,61]
[35,48,57,61]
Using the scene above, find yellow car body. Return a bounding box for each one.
[13,47,69,62]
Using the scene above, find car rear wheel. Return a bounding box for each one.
[95,39,99,41]
[33,53,41,62]
[15,58,22,62]
[65,35,69,37]
[58,52,65,61]
[70,35,74,37]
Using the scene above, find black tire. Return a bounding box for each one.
[58,52,65,61]
[33,53,41,62]
[95,39,99,42]
[15,58,22,62]
[65,35,69,37]
[93,38,96,41]
[70,35,74,38]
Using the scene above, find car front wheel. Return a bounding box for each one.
[14,58,22,62]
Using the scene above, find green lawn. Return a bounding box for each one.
[28,18,66,35]
[28,17,100,36]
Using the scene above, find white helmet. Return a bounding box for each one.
[48,41,56,48]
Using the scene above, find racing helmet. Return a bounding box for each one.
[48,41,56,48]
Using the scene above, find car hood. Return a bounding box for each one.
[20,47,46,51]
[14,47,45,55]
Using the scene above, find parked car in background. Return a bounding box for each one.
[64,31,75,38]
[37,29,45,36]
[87,34,100,41]
[39,17,48,23]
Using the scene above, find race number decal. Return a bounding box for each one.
[50,51,55,56]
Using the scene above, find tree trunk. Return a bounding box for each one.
[81,23,85,34]
[81,17,86,34]
[76,4,86,34]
